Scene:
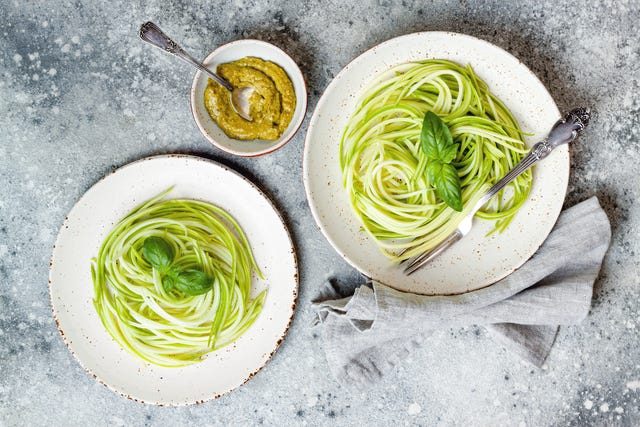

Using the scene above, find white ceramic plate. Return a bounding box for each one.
[190,39,308,157]
[303,32,568,296]
[49,155,297,405]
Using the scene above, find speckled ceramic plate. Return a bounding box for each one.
[49,155,297,405]
[303,32,568,295]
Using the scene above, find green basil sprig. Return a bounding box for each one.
[142,237,213,296]
[174,269,214,295]
[420,111,463,211]
[141,236,174,273]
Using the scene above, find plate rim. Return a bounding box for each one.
[48,153,298,405]
[302,31,568,295]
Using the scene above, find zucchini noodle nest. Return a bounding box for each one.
[92,189,266,367]
[340,59,532,260]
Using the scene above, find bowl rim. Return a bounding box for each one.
[189,39,308,157]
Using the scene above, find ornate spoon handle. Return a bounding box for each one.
[139,21,233,91]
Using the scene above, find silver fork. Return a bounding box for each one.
[403,107,591,276]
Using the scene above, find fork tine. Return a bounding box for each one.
[402,242,445,275]
[397,248,410,265]
[397,246,421,265]
[403,230,462,275]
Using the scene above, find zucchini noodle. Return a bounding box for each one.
[340,59,532,260]
[91,189,266,367]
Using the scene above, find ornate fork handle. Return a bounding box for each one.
[472,107,591,216]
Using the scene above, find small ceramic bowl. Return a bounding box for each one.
[190,39,307,157]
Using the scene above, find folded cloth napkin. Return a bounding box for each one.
[313,197,611,387]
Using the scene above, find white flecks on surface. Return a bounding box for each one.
[600,403,610,413]
[584,400,594,410]
[306,395,317,407]
[407,402,421,415]
[38,228,52,243]
[15,92,30,104]
[108,416,124,427]
[627,380,640,391]
[626,320,635,329]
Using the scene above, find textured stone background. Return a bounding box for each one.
[1,0,639,425]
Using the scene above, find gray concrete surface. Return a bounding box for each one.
[1,0,639,425]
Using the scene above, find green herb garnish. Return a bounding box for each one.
[141,236,174,273]
[420,111,463,211]
[175,269,214,295]
[142,236,212,296]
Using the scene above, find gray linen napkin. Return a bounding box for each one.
[313,197,611,387]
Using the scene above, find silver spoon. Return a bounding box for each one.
[139,21,253,121]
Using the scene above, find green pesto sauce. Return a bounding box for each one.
[204,57,296,140]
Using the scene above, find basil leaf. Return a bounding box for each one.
[433,163,463,212]
[420,111,463,212]
[440,142,459,164]
[166,265,181,279]
[141,236,174,272]
[426,159,443,184]
[420,111,454,161]
[162,275,175,293]
[174,269,213,296]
